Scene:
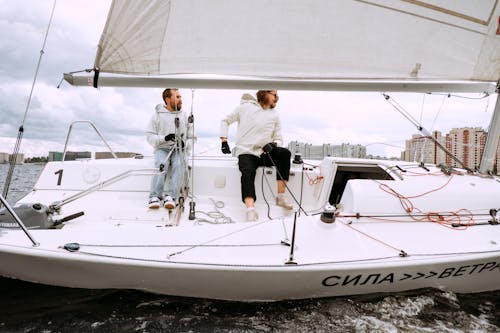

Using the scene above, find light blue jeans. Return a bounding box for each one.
[149,148,185,200]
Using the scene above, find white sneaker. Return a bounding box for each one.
[276,195,293,210]
[246,208,259,222]
[148,197,161,209]
[164,196,175,210]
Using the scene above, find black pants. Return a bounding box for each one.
[238,147,291,203]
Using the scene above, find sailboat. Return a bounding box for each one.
[1,0,500,301]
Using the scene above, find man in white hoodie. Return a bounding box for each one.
[220,90,293,221]
[146,88,189,209]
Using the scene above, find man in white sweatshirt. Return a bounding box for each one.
[220,90,293,221]
[146,88,189,209]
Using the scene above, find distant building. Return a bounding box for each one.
[0,153,24,164]
[402,127,500,174]
[48,151,63,162]
[48,151,141,161]
[12,154,24,164]
[332,143,366,159]
[95,152,141,159]
[288,141,366,160]
[402,131,446,165]
[445,127,487,171]
[48,151,91,161]
[0,152,9,163]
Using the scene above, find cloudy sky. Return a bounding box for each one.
[0,0,497,158]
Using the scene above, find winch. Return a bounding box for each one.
[0,203,83,229]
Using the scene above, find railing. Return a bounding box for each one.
[62,120,117,161]
[50,169,158,211]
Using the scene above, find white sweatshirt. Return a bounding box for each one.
[220,99,283,157]
[146,104,193,150]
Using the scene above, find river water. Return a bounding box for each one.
[0,163,499,332]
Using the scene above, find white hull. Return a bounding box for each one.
[1,156,499,301]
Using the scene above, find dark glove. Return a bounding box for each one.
[262,142,276,153]
[165,133,175,142]
[221,141,231,154]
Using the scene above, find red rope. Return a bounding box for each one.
[368,175,475,229]
[304,165,324,185]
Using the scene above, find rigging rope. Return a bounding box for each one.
[382,93,472,173]
[1,0,57,205]
[419,94,447,163]
[337,218,407,256]
[167,216,278,259]
[415,93,426,162]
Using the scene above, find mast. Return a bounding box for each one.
[479,81,500,174]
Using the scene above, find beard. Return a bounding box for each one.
[170,101,182,111]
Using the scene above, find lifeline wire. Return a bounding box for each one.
[261,151,308,216]
[419,93,447,163]
[167,217,278,259]
[2,0,57,205]
[414,93,426,162]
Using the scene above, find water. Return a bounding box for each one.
[0,164,499,332]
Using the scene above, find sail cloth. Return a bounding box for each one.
[95,0,500,82]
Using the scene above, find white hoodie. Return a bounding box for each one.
[146,104,193,150]
[220,97,283,157]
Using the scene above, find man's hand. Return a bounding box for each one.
[165,133,175,142]
[221,141,231,154]
[262,142,276,153]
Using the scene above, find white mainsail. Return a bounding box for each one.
[94,0,500,81]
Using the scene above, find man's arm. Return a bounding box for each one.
[220,108,240,140]
[220,108,239,154]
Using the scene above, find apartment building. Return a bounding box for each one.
[288,141,366,160]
